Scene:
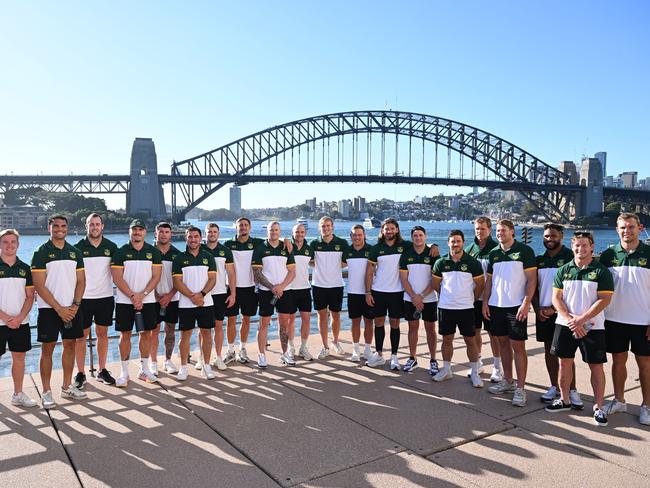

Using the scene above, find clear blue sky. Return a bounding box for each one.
[1,1,648,210]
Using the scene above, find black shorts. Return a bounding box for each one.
[290,288,312,313]
[37,308,84,343]
[258,290,294,317]
[404,301,438,323]
[473,300,491,331]
[80,296,115,329]
[347,293,374,320]
[212,293,228,322]
[178,306,216,330]
[372,290,404,319]
[115,303,158,332]
[155,300,179,325]
[605,320,650,356]
[0,323,31,355]
[225,286,259,317]
[551,324,607,364]
[312,286,344,312]
[536,313,557,343]
[438,308,476,337]
[489,305,528,341]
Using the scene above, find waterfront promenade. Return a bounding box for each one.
[2,314,648,487]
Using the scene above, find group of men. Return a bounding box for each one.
[0,212,648,428]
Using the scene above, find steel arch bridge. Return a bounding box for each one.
[170,110,581,222]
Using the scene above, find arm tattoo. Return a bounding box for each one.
[253,267,275,290]
[280,327,289,352]
[164,323,176,359]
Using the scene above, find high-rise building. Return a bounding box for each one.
[620,171,638,188]
[229,186,242,214]
[338,199,351,218]
[594,152,607,177]
[353,196,366,212]
[305,198,317,210]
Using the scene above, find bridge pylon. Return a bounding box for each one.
[127,138,167,220]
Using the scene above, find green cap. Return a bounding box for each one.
[129,218,147,229]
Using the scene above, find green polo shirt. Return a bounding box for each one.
[156,244,182,299]
[486,240,536,308]
[399,245,439,302]
[252,240,295,291]
[172,248,217,308]
[536,246,574,308]
[433,252,484,310]
[0,257,33,325]
[31,240,84,309]
[309,235,348,288]
[112,242,162,305]
[553,259,614,330]
[202,242,235,295]
[75,236,118,299]
[224,236,265,288]
[600,241,650,325]
[288,241,314,290]
[369,240,409,293]
[342,243,372,295]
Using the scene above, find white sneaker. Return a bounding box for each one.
[202,364,215,380]
[541,385,560,403]
[116,374,129,388]
[41,390,56,409]
[318,347,330,360]
[639,405,650,426]
[212,357,227,371]
[164,359,179,374]
[361,346,372,361]
[512,388,527,407]
[299,345,314,361]
[11,391,37,408]
[289,343,296,357]
[176,366,189,381]
[433,369,453,382]
[390,355,401,371]
[150,362,159,376]
[138,369,159,383]
[194,359,204,371]
[603,398,627,415]
[489,367,503,383]
[237,346,250,363]
[467,359,485,378]
[61,385,87,400]
[280,352,296,366]
[569,389,584,410]
[350,350,360,362]
[258,353,268,369]
[470,371,483,388]
[223,350,237,364]
[332,342,345,355]
[488,379,516,395]
[365,352,386,368]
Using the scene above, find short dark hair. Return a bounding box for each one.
[205,222,220,230]
[448,229,465,241]
[543,223,565,233]
[155,222,172,231]
[411,225,426,236]
[48,215,68,225]
[185,226,202,237]
[572,230,594,244]
[236,217,251,226]
[497,219,515,230]
[350,224,365,233]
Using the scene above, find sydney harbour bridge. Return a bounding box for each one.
[1,111,647,224]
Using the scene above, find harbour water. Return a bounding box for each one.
[1,219,622,377]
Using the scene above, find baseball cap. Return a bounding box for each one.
[129,219,147,230]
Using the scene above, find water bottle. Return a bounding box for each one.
[269,294,279,306]
[134,311,145,332]
[412,310,421,320]
[159,305,167,318]
[63,320,73,329]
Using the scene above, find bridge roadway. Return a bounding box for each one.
[1,315,648,487]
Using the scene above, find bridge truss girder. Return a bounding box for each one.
[0,176,130,194]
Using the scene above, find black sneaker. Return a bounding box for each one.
[593,408,608,427]
[97,369,116,386]
[545,399,571,413]
[429,359,440,376]
[73,372,87,390]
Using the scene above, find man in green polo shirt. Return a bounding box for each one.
[432,230,485,387]
[172,226,217,380]
[483,219,537,407]
[74,213,118,388]
[32,215,87,408]
[0,229,37,407]
[546,231,614,427]
[600,213,650,426]
[111,219,162,387]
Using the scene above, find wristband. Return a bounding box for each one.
[200,290,207,297]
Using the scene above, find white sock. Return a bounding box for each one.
[470,361,478,374]
[391,354,398,361]
[301,338,308,348]
[121,361,130,377]
[227,343,235,353]
[364,343,372,354]
[493,357,501,370]
[443,361,451,372]
[353,342,360,352]
[140,358,150,372]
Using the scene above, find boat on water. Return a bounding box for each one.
[171,221,192,241]
[363,217,381,229]
[296,217,309,230]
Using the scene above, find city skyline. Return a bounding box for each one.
[1,1,648,210]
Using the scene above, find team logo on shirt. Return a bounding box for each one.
[126,254,133,259]
[556,259,564,266]
[587,271,597,280]
[104,249,111,256]
[48,253,56,259]
[407,257,414,262]
[281,250,286,256]
[146,253,153,260]
[248,243,254,249]
[461,264,468,271]
[611,258,619,265]
[564,273,571,279]
[83,251,90,256]
[397,247,404,253]
[69,252,76,259]
[444,265,451,271]
[202,258,208,265]
[639,258,648,266]
[19,269,26,277]
[219,251,225,257]
[424,257,430,264]
[335,245,341,251]
[364,251,369,257]
[493,256,499,262]
[265,250,271,255]
[304,249,310,255]
[510,252,520,260]
[0,271,4,277]
[183,260,189,265]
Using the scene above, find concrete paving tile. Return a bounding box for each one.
[301,451,471,488]
[430,426,649,487]
[509,404,650,478]
[45,381,279,488]
[164,367,400,487]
